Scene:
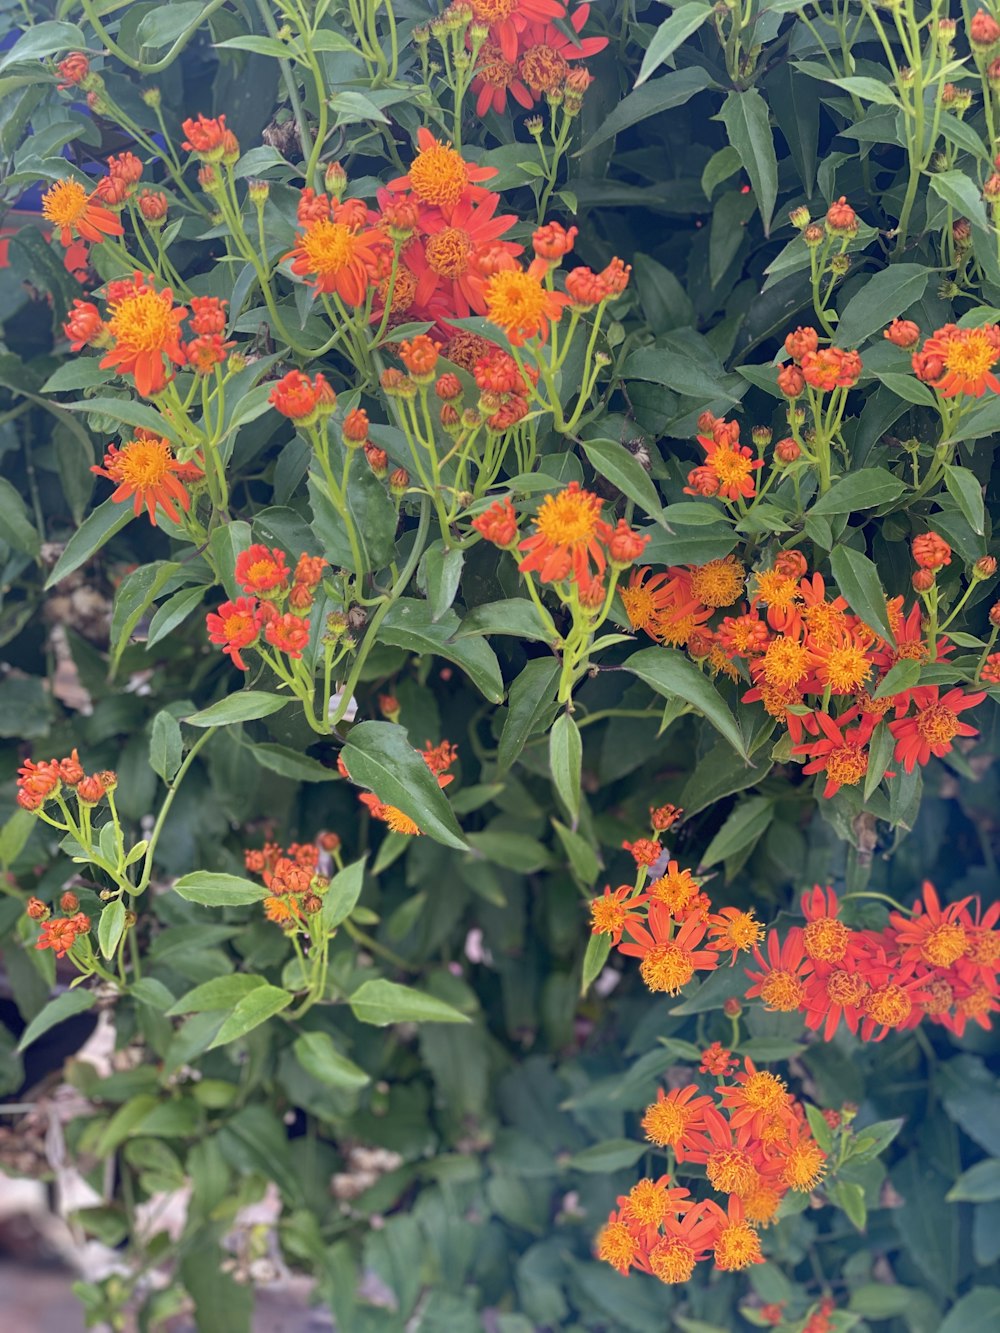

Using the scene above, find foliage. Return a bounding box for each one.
[1,0,1000,1330]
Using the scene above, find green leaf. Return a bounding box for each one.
[293,1031,370,1089]
[349,978,470,1026]
[185,692,289,727]
[669,966,748,1015]
[582,67,716,151]
[830,545,895,643]
[44,499,133,589]
[636,4,714,87]
[97,900,126,960]
[822,74,902,106]
[0,477,39,556]
[247,743,338,782]
[944,464,985,535]
[930,170,991,232]
[622,338,743,403]
[321,856,367,930]
[553,820,600,886]
[872,371,937,407]
[718,87,778,234]
[581,438,664,523]
[498,659,561,772]
[172,872,269,907]
[145,584,207,649]
[699,796,773,868]
[342,721,467,850]
[625,647,749,758]
[873,658,921,700]
[69,396,182,443]
[701,145,742,200]
[465,831,551,872]
[379,600,504,703]
[847,1117,905,1163]
[111,562,178,672]
[207,985,293,1048]
[0,21,86,71]
[834,264,931,347]
[17,988,96,1052]
[567,1139,647,1172]
[452,599,551,642]
[848,1285,919,1318]
[549,712,582,826]
[939,1288,1000,1333]
[0,808,35,869]
[167,974,268,1016]
[149,710,183,783]
[581,932,611,996]
[947,1160,1000,1203]
[421,542,465,622]
[828,1178,867,1230]
[810,467,907,515]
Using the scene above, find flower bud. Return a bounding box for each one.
[788,205,811,229]
[26,897,49,920]
[389,467,409,495]
[325,162,347,198]
[723,997,743,1018]
[971,8,1000,49]
[364,443,388,477]
[912,568,936,592]
[775,437,801,464]
[777,364,805,398]
[803,223,825,247]
[826,196,858,234]
[884,318,920,349]
[974,555,997,580]
[248,178,270,206]
[60,891,79,913]
[751,425,773,447]
[141,86,162,108]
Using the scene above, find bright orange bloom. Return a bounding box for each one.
[286,203,390,305]
[686,423,763,502]
[358,791,423,836]
[800,347,862,390]
[101,273,187,397]
[518,481,612,584]
[514,8,609,95]
[700,1042,737,1077]
[388,127,496,210]
[533,221,577,261]
[64,299,105,351]
[469,0,569,63]
[647,861,699,913]
[406,193,522,317]
[472,497,519,548]
[889,881,971,969]
[269,370,336,423]
[92,436,200,525]
[707,908,764,962]
[746,928,811,1012]
[206,597,260,670]
[641,1085,713,1158]
[181,114,231,158]
[716,1059,791,1136]
[189,295,228,335]
[398,334,441,379]
[619,1174,692,1231]
[590,883,647,945]
[36,916,87,958]
[41,178,123,247]
[912,531,952,570]
[265,612,311,659]
[712,1196,764,1271]
[484,255,569,344]
[793,710,876,798]
[639,1203,722,1285]
[235,545,290,597]
[889,685,985,771]
[884,318,920,349]
[619,902,718,995]
[913,323,1000,397]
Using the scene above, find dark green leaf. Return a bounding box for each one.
[829,545,895,643]
[834,264,931,347]
[549,712,582,825]
[625,647,749,758]
[44,500,133,589]
[380,600,504,703]
[635,4,714,86]
[581,438,664,523]
[172,872,269,907]
[349,978,470,1026]
[17,988,96,1052]
[293,1032,370,1089]
[321,856,366,930]
[207,985,293,1048]
[699,796,773,868]
[810,467,907,515]
[185,692,289,727]
[719,88,779,234]
[498,658,561,771]
[342,721,467,850]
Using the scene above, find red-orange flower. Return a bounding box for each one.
[64,300,105,351]
[270,370,336,422]
[265,612,311,659]
[41,178,123,247]
[405,193,522,318]
[472,497,519,547]
[206,597,260,669]
[101,272,187,397]
[235,544,290,596]
[469,0,569,64]
[388,127,496,210]
[913,323,1000,397]
[745,928,811,1012]
[889,685,985,771]
[484,255,569,344]
[181,114,230,158]
[619,902,718,995]
[518,481,612,584]
[912,531,952,570]
[640,1084,713,1158]
[285,201,390,305]
[92,436,200,525]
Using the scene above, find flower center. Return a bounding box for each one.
[596,1221,635,1274]
[518,44,570,93]
[760,968,806,1012]
[944,330,998,378]
[824,744,868,789]
[621,584,657,631]
[426,226,473,277]
[689,557,745,607]
[922,921,967,966]
[803,917,850,962]
[865,983,912,1027]
[42,179,90,226]
[639,942,696,995]
[710,445,754,487]
[641,1098,690,1147]
[648,868,697,912]
[753,569,800,608]
[477,42,516,87]
[108,290,176,353]
[761,636,810,688]
[223,610,256,640]
[922,977,954,1015]
[117,438,176,488]
[742,1071,788,1113]
[707,1148,758,1195]
[822,645,871,693]
[803,601,848,645]
[915,702,961,747]
[782,1141,826,1190]
[408,141,468,208]
[648,1238,696,1284]
[533,486,601,549]
[485,269,549,331]
[470,0,517,22]
[590,897,626,936]
[379,266,417,312]
[624,1179,670,1227]
[714,1221,762,1271]
[826,970,868,1006]
[741,1184,782,1226]
[301,219,359,275]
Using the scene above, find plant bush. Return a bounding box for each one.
[2,0,1000,1329]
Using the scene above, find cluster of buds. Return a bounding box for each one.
[777,326,862,399]
[17,750,117,814]
[244,840,333,926]
[26,898,93,959]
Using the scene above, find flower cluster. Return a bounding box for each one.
[468,2,607,117]
[244,838,334,925]
[623,538,991,799]
[17,749,116,814]
[205,546,327,669]
[597,1055,829,1283]
[748,882,1000,1040]
[30,908,94,958]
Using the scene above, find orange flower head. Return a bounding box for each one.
[57,53,90,87]
[399,334,440,381]
[101,272,187,397]
[518,481,611,584]
[595,1215,637,1275]
[912,531,952,570]
[801,347,862,390]
[138,189,168,223]
[206,597,260,670]
[42,178,124,248]
[485,256,568,344]
[784,326,819,362]
[189,296,228,336]
[714,1219,763,1271]
[599,257,631,296]
[606,519,650,567]
[621,1175,683,1230]
[394,127,495,209]
[689,556,745,607]
[472,497,519,548]
[235,544,290,597]
[826,196,858,233]
[64,299,106,351]
[777,363,805,397]
[781,1137,827,1191]
[181,113,230,159]
[647,861,698,912]
[92,436,197,525]
[650,803,682,832]
[885,318,920,349]
[916,323,1000,397]
[533,221,578,261]
[265,613,311,659]
[641,1085,712,1151]
[270,370,335,424]
[108,151,143,185]
[342,407,370,444]
[286,213,389,306]
[564,265,606,309]
[708,908,764,960]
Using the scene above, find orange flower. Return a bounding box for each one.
[912,531,952,570]
[181,113,231,159]
[641,1204,721,1284]
[101,272,187,397]
[388,127,496,210]
[57,52,90,87]
[686,423,763,502]
[41,178,123,247]
[285,203,390,305]
[469,0,569,64]
[484,255,569,344]
[64,299,105,351]
[518,481,612,584]
[707,907,764,962]
[265,612,311,659]
[514,8,609,95]
[398,333,441,379]
[405,193,522,318]
[800,346,862,390]
[589,883,646,945]
[884,318,920,349]
[235,544,290,596]
[640,1084,713,1158]
[619,902,718,995]
[699,1042,737,1077]
[532,221,577,261]
[189,296,228,335]
[793,710,875,798]
[913,323,1000,397]
[745,927,811,1012]
[269,370,336,423]
[358,791,423,836]
[472,497,519,548]
[889,685,985,771]
[36,916,87,958]
[206,597,261,670]
[92,436,200,525]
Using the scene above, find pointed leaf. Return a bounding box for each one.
[207,985,293,1048]
[342,721,467,850]
[625,647,749,758]
[172,872,269,906]
[349,978,470,1026]
[379,600,504,702]
[719,88,778,234]
[581,439,664,524]
[549,712,582,825]
[830,545,895,643]
[185,692,289,727]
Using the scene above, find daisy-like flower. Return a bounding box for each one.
[688,556,745,608]
[800,885,851,964]
[265,612,311,659]
[468,0,570,63]
[620,567,675,636]
[716,1059,791,1136]
[619,902,718,995]
[595,1209,640,1275]
[472,41,534,116]
[647,861,699,913]
[685,421,763,502]
[484,255,569,344]
[514,9,609,97]
[589,883,646,944]
[889,685,986,771]
[810,628,875,695]
[618,1174,692,1231]
[685,1106,768,1195]
[388,127,496,210]
[707,907,764,962]
[912,322,1000,397]
[518,481,612,584]
[639,1203,722,1285]
[793,709,878,798]
[746,927,811,1012]
[235,545,291,597]
[888,881,971,969]
[640,1085,713,1158]
[41,178,123,247]
[358,791,423,836]
[712,1196,764,1272]
[269,369,336,424]
[285,201,390,305]
[36,916,89,958]
[100,272,187,397]
[771,1118,827,1192]
[803,964,869,1041]
[405,192,522,317]
[91,436,201,526]
[206,597,261,670]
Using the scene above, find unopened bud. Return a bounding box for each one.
[974,555,997,579]
[912,568,936,592]
[789,205,811,229]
